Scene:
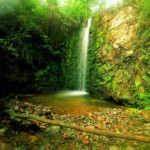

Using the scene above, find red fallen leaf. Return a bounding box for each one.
[58,147,62,150]
[61,115,65,118]
[33,111,38,115]
[125,127,129,132]
[40,122,46,126]
[70,142,74,147]
[30,110,33,113]
[118,123,123,129]
[23,101,30,106]
[111,127,116,132]
[129,120,135,125]
[77,132,82,136]
[63,135,69,140]
[137,113,142,117]
[102,121,109,125]
[82,140,89,145]
[95,124,102,130]
[76,122,81,126]
[121,115,126,118]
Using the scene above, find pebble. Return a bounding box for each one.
[14,105,19,111]
[6,99,150,150]
[51,125,60,133]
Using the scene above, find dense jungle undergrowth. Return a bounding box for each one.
[0,0,150,149]
[0,0,92,96]
[0,0,149,108]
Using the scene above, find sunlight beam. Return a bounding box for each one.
[41,0,46,5]
[98,0,123,8]
[59,0,66,6]
[106,0,123,8]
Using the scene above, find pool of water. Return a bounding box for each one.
[25,90,123,116]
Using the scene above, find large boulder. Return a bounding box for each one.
[88,5,150,108]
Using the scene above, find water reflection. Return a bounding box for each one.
[56,90,88,97]
[26,92,122,116]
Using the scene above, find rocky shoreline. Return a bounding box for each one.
[0,99,150,149]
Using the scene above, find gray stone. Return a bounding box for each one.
[109,145,119,150]
[51,125,60,133]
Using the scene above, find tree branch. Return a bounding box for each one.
[14,113,150,143]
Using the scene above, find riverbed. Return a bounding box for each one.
[0,92,150,150]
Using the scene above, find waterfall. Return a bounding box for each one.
[78,18,92,92]
[56,18,91,97]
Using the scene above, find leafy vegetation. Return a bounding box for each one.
[0,0,87,67]
[0,0,94,95]
[88,0,150,109]
[0,0,150,109]
[132,0,150,109]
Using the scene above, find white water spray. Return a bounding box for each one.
[78,18,92,92]
[56,19,91,97]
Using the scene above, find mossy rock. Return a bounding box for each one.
[125,108,141,115]
[135,75,141,89]
[121,91,131,100]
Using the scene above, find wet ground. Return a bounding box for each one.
[0,91,150,150]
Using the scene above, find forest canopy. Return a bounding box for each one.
[0,0,98,95]
[0,0,91,66]
[0,0,150,106]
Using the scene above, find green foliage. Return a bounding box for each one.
[61,31,80,89]
[35,69,49,82]
[135,93,150,109]
[137,0,150,16]
[132,0,150,109]
[135,75,141,89]
[144,106,150,111]
[0,0,93,94]
[88,0,150,109]
[0,0,89,68]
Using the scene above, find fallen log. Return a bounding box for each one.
[14,113,150,143]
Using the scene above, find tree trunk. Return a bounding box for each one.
[14,113,150,143]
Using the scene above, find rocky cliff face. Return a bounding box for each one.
[88,5,150,108]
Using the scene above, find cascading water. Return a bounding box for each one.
[57,18,91,97]
[78,18,92,92]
